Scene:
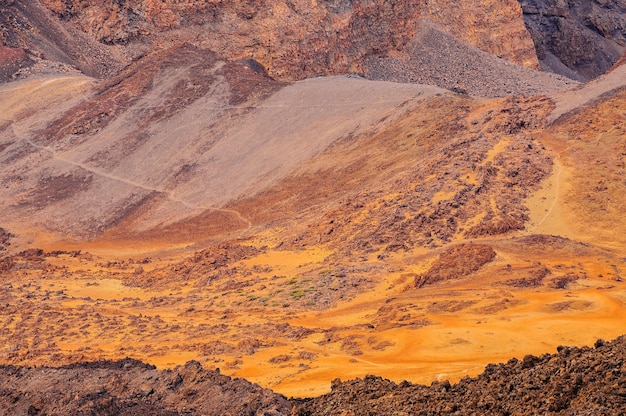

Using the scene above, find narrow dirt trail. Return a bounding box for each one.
[524,121,620,241]
[530,158,563,231]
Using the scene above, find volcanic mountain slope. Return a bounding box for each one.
[0,62,625,401]
[0,0,626,411]
[0,17,578,247]
[0,44,447,245]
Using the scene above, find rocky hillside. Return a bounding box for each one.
[2,0,624,84]
[2,0,538,83]
[40,0,539,78]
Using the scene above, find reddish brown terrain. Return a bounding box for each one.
[0,0,625,414]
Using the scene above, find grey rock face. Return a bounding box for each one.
[519,0,626,80]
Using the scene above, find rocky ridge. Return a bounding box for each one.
[2,336,626,415]
[0,359,291,415]
[292,336,626,415]
[1,0,625,86]
[4,0,539,83]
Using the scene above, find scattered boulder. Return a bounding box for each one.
[0,227,13,251]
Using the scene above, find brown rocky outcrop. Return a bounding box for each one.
[0,227,13,252]
[415,244,497,288]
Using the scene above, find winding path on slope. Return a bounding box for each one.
[12,125,252,229]
[525,121,621,238]
[528,157,563,232]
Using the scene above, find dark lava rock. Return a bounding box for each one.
[292,335,626,415]
[519,0,626,81]
[0,358,291,415]
[3,336,626,414]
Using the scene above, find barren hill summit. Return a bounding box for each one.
[0,1,626,414]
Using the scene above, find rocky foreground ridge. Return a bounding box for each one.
[293,336,626,415]
[2,335,626,415]
[0,359,291,415]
